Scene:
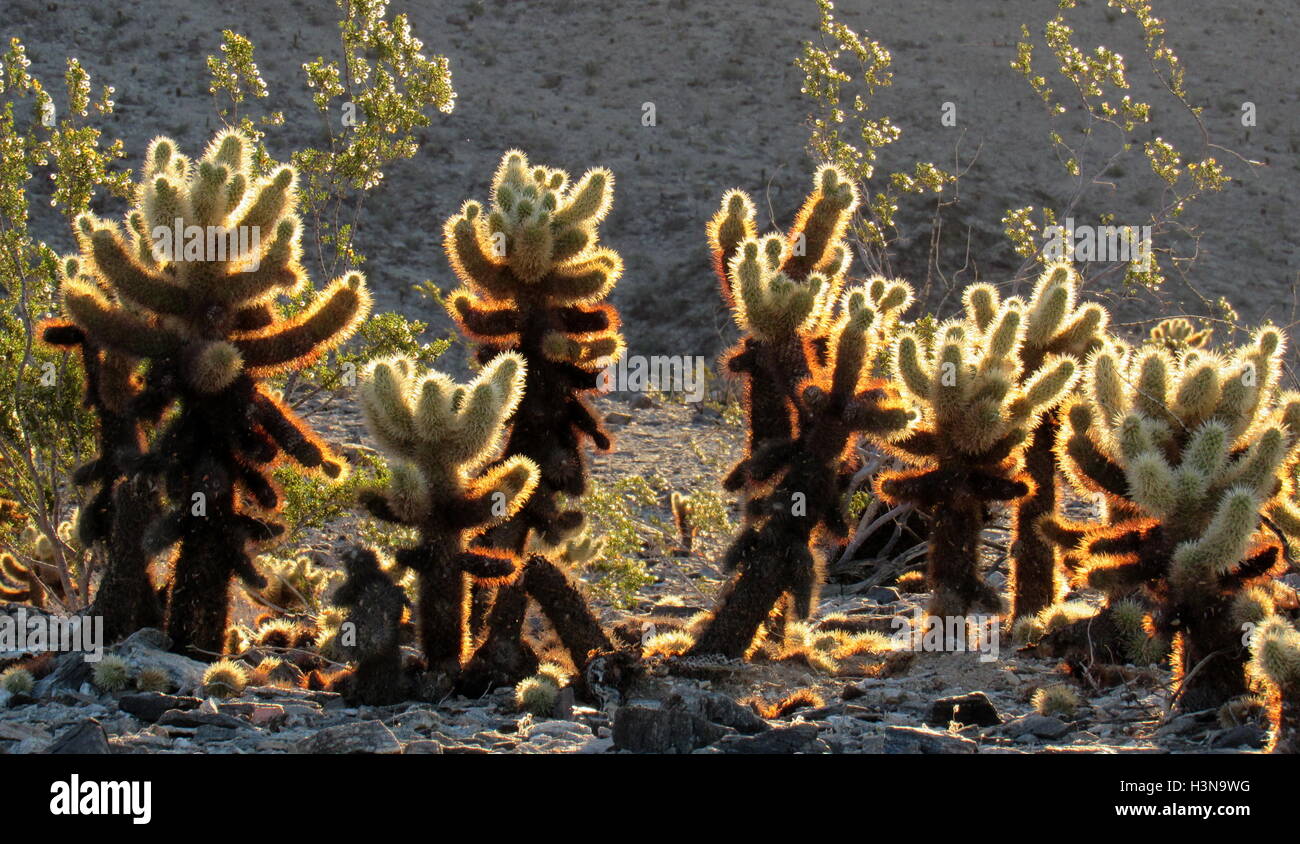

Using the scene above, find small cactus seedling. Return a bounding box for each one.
[982,262,1109,621]
[0,666,35,696]
[1042,327,1300,710]
[52,130,370,657]
[92,655,131,693]
[1147,317,1212,356]
[1248,616,1300,753]
[357,352,538,676]
[690,276,914,658]
[514,673,561,717]
[876,283,1078,622]
[330,547,410,705]
[41,312,160,639]
[441,150,623,689]
[670,492,695,555]
[1032,683,1081,718]
[135,666,171,693]
[202,659,249,699]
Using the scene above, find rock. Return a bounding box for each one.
[157,709,247,730]
[1005,714,1071,740]
[630,394,655,409]
[716,724,821,754]
[604,411,634,426]
[925,692,1001,728]
[49,718,111,754]
[666,690,768,734]
[863,586,902,604]
[118,692,202,723]
[113,629,209,695]
[1210,724,1266,749]
[32,652,95,697]
[294,720,402,754]
[860,725,978,754]
[405,739,445,754]
[194,725,241,743]
[612,705,727,753]
[553,685,576,720]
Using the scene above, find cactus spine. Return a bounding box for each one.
[1042,327,1300,710]
[357,351,539,680]
[689,168,914,658]
[442,150,622,690]
[52,130,370,657]
[876,280,1078,622]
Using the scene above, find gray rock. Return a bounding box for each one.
[863,586,902,604]
[925,692,1001,728]
[1210,724,1266,749]
[404,739,445,754]
[716,724,820,754]
[860,725,978,754]
[157,708,247,730]
[612,705,728,753]
[119,692,202,723]
[294,720,402,754]
[1005,714,1071,739]
[667,690,768,734]
[48,718,111,754]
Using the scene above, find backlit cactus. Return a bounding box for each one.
[1042,327,1300,710]
[706,166,859,494]
[1248,616,1300,753]
[876,279,1079,621]
[49,129,370,657]
[991,262,1110,620]
[441,150,622,689]
[690,192,915,657]
[42,309,159,637]
[358,351,539,677]
[331,547,410,705]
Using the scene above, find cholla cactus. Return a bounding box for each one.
[258,554,337,612]
[980,262,1109,620]
[41,313,159,638]
[1248,616,1300,753]
[705,166,859,493]
[1042,327,1300,710]
[1147,317,1211,356]
[690,279,914,658]
[357,351,539,676]
[441,150,622,690]
[876,283,1079,620]
[0,522,76,608]
[670,492,694,555]
[331,547,410,705]
[48,130,370,657]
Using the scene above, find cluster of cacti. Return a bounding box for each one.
[688,167,915,658]
[0,521,79,608]
[256,554,337,612]
[1039,326,1300,710]
[875,270,1079,622]
[43,129,369,657]
[438,149,624,690]
[354,351,538,693]
[1248,616,1300,753]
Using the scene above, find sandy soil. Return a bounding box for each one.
[8,0,1298,360]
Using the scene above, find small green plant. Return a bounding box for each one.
[1032,683,1081,718]
[135,666,171,693]
[92,655,130,693]
[0,666,34,696]
[514,673,560,717]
